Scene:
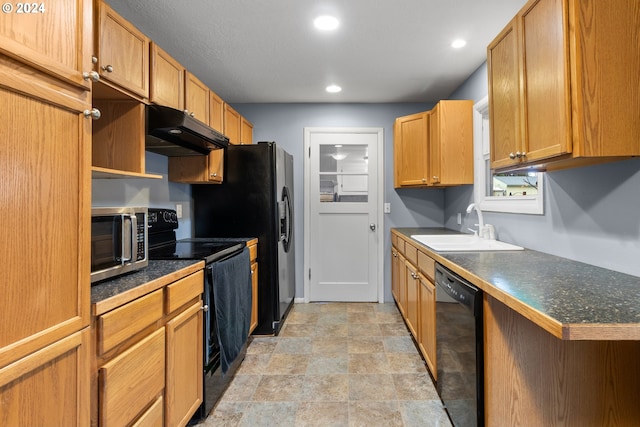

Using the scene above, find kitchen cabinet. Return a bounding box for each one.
[428,100,473,186]
[248,240,259,334]
[0,4,92,420]
[150,42,185,111]
[185,71,210,124]
[224,103,241,145]
[391,231,437,379]
[93,269,204,427]
[393,111,429,187]
[393,100,472,188]
[241,116,254,145]
[94,0,149,99]
[488,0,640,172]
[0,0,93,90]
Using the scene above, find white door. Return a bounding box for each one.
[304,127,383,302]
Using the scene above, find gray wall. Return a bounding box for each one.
[232,103,442,302]
[445,63,640,277]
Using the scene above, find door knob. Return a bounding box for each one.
[370,223,376,231]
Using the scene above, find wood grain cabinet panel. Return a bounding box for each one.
[418,272,436,379]
[488,0,640,172]
[95,0,149,98]
[165,270,204,314]
[99,328,165,427]
[185,71,210,124]
[150,43,185,110]
[394,111,429,187]
[165,302,202,427]
[132,396,164,427]
[240,116,253,145]
[224,103,241,145]
[0,0,93,89]
[98,289,163,356]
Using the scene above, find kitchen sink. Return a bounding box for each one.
[411,234,524,251]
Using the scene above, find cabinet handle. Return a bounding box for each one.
[432,175,439,181]
[91,56,98,64]
[201,304,209,312]
[210,172,217,177]
[101,64,113,73]
[509,152,516,159]
[83,108,101,120]
[392,252,397,257]
[189,112,195,117]
[82,71,100,82]
[421,178,426,182]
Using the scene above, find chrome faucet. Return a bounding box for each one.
[466,203,485,238]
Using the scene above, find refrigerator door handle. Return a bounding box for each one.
[280,186,293,252]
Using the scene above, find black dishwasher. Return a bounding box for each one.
[435,264,484,427]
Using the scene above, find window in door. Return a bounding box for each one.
[319,144,369,203]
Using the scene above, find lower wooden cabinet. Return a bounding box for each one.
[418,272,436,379]
[248,239,259,334]
[165,302,202,427]
[391,231,437,378]
[99,328,165,427]
[93,268,204,427]
[0,328,91,427]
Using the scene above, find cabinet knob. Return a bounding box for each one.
[91,56,98,64]
[432,176,439,181]
[509,152,516,159]
[82,71,100,82]
[421,178,426,182]
[201,304,209,312]
[101,64,113,73]
[189,112,195,118]
[83,108,101,120]
[210,173,217,177]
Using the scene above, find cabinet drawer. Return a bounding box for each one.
[99,328,165,427]
[392,234,399,248]
[98,289,163,355]
[418,251,435,282]
[404,242,418,265]
[165,270,204,314]
[132,396,163,427]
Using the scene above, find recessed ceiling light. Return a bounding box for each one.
[314,15,339,31]
[451,39,467,49]
[326,85,342,93]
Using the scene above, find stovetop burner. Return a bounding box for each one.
[149,238,246,264]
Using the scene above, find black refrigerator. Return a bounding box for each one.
[192,141,295,335]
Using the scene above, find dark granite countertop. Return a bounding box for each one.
[91,260,204,310]
[393,227,640,340]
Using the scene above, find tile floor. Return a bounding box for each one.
[198,302,452,427]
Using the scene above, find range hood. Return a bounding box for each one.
[145,105,229,156]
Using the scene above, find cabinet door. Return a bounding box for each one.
[394,112,429,187]
[96,0,149,98]
[99,328,165,427]
[250,262,259,333]
[150,43,185,110]
[396,253,407,317]
[0,328,90,427]
[391,246,400,302]
[405,260,419,338]
[488,18,522,169]
[209,89,224,133]
[224,103,241,144]
[428,108,441,185]
[519,0,571,162]
[0,70,91,367]
[418,273,436,379]
[240,116,253,145]
[185,71,209,124]
[0,0,92,90]
[165,302,203,427]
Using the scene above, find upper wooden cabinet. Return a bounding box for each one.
[0,0,93,90]
[429,100,473,186]
[488,0,640,172]
[94,0,149,98]
[394,101,472,188]
[241,116,254,145]
[150,43,185,110]
[185,71,210,125]
[224,103,241,145]
[394,111,429,187]
[209,89,225,133]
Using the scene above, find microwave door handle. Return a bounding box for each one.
[120,214,133,264]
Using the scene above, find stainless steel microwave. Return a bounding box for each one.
[91,207,148,283]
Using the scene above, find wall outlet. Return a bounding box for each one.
[176,203,183,219]
[457,212,462,225]
[384,203,391,213]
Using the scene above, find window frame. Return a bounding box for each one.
[473,96,544,215]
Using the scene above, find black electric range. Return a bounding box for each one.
[149,237,245,264]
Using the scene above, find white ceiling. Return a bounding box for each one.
[105,0,527,104]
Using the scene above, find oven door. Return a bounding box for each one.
[203,264,221,371]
